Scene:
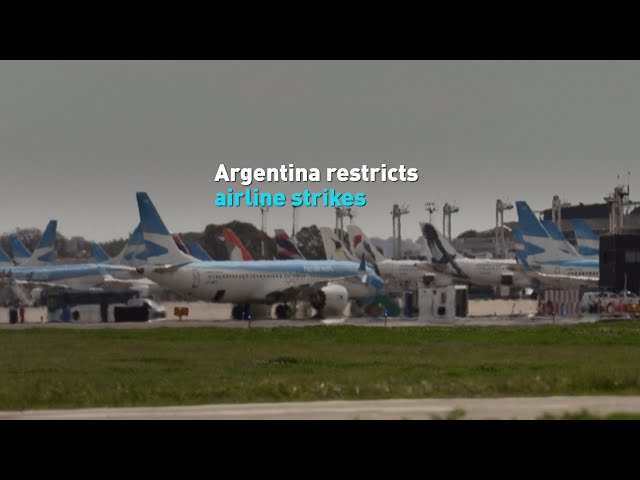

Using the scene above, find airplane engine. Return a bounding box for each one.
[309,284,349,317]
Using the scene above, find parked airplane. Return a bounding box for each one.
[345,225,447,287]
[134,192,385,319]
[514,201,599,286]
[10,220,57,266]
[420,222,531,289]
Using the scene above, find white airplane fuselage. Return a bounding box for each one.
[141,260,383,304]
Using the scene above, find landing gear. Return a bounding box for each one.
[349,300,364,318]
[231,303,251,320]
[275,304,293,319]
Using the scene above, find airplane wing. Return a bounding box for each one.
[526,270,598,289]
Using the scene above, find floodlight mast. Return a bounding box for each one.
[391,203,410,259]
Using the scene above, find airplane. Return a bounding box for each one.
[345,225,448,287]
[0,222,147,302]
[420,222,532,289]
[134,192,385,320]
[9,220,57,266]
[514,201,599,286]
[275,229,306,260]
[571,219,600,257]
[91,224,199,267]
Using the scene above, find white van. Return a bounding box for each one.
[580,291,621,314]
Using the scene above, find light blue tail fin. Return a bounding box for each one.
[511,228,532,271]
[9,234,32,264]
[571,219,599,257]
[136,192,194,265]
[23,220,57,266]
[188,241,213,261]
[515,201,575,263]
[91,243,112,263]
[540,220,579,256]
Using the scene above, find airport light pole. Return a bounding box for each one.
[292,206,299,239]
[259,206,269,257]
[495,199,513,259]
[425,202,438,224]
[391,203,410,259]
[442,203,459,242]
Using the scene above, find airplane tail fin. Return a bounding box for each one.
[222,227,253,261]
[0,246,14,267]
[188,241,213,261]
[114,224,146,266]
[9,234,32,264]
[540,220,579,256]
[274,228,306,260]
[419,222,467,277]
[571,219,599,257]
[24,220,57,266]
[173,234,190,256]
[91,243,112,264]
[511,228,532,271]
[319,227,357,262]
[136,192,195,266]
[346,225,386,264]
[515,201,576,263]
[419,222,459,263]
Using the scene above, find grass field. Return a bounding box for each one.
[3,322,640,410]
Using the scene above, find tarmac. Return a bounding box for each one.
[0,299,613,328]
[3,396,640,419]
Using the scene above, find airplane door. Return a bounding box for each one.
[192,271,200,289]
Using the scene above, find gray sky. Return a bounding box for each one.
[1,60,639,242]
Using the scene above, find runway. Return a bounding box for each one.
[3,396,640,419]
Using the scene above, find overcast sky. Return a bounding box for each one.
[1,60,638,242]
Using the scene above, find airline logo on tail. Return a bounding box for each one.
[571,219,599,257]
[91,243,112,264]
[9,235,32,263]
[419,222,465,277]
[515,201,581,263]
[16,220,58,266]
[136,192,195,266]
[275,229,305,260]
[0,247,13,268]
[222,228,253,261]
[346,225,386,266]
